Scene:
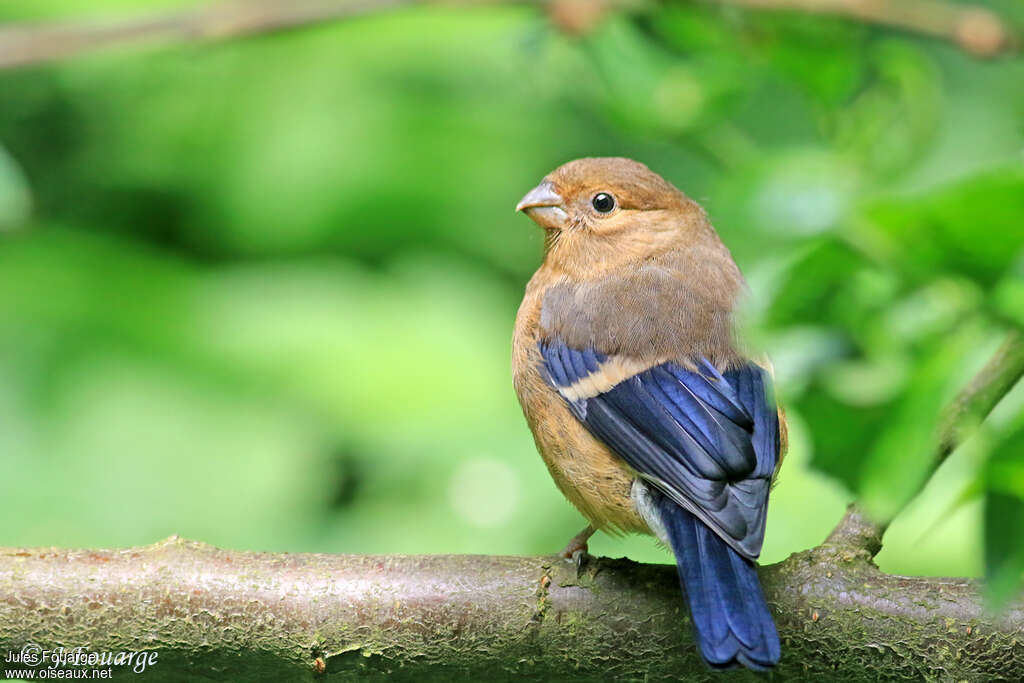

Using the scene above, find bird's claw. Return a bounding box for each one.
[559,540,588,560]
[571,548,590,575]
[558,524,595,560]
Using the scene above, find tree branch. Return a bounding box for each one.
[0,0,413,71]
[714,0,1017,57]
[822,503,884,559]
[935,330,1024,467]
[1,537,1021,681]
[827,331,1024,557]
[0,0,1017,72]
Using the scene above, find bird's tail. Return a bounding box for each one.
[658,498,780,670]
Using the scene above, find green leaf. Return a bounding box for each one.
[864,167,1024,287]
[984,491,1024,608]
[762,238,868,329]
[0,145,31,230]
[992,263,1024,328]
[832,41,941,178]
[585,17,717,136]
[858,328,980,520]
[797,381,891,491]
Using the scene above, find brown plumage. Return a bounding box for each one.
[513,157,784,534]
[512,157,787,669]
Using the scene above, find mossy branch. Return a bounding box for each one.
[1,538,1022,681]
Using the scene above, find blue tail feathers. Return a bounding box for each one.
[657,495,781,670]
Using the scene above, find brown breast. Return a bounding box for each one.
[512,271,650,535]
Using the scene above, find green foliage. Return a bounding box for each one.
[985,490,1024,606]
[0,146,31,229]
[983,409,1024,604]
[865,168,1024,286]
[0,1,1021,595]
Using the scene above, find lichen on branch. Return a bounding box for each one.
[1,537,1022,681]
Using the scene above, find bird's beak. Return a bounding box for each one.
[516,180,568,230]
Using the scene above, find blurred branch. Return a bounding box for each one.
[0,0,412,70]
[828,331,1024,557]
[2,537,1022,681]
[714,0,1017,57]
[936,331,1024,466]
[0,0,1017,71]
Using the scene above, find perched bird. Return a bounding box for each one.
[512,158,785,670]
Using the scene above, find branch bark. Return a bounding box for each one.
[1,537,1022,681]
[0,0,1017,71]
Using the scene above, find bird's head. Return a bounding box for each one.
[515,158,704,270]
[516,157,690,231]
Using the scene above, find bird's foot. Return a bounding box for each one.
[558,524,596,573]
[570,548,591,575]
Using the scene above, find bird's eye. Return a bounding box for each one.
[591,192,615,213]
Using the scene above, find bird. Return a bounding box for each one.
[512,157,785,670]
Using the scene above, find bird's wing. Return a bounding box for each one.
[539,339,780,560]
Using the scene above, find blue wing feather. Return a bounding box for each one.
[658,493,780,670]
[538,338,782,669]
[538,339,779,560]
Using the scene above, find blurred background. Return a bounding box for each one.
[0,0,1022,581]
